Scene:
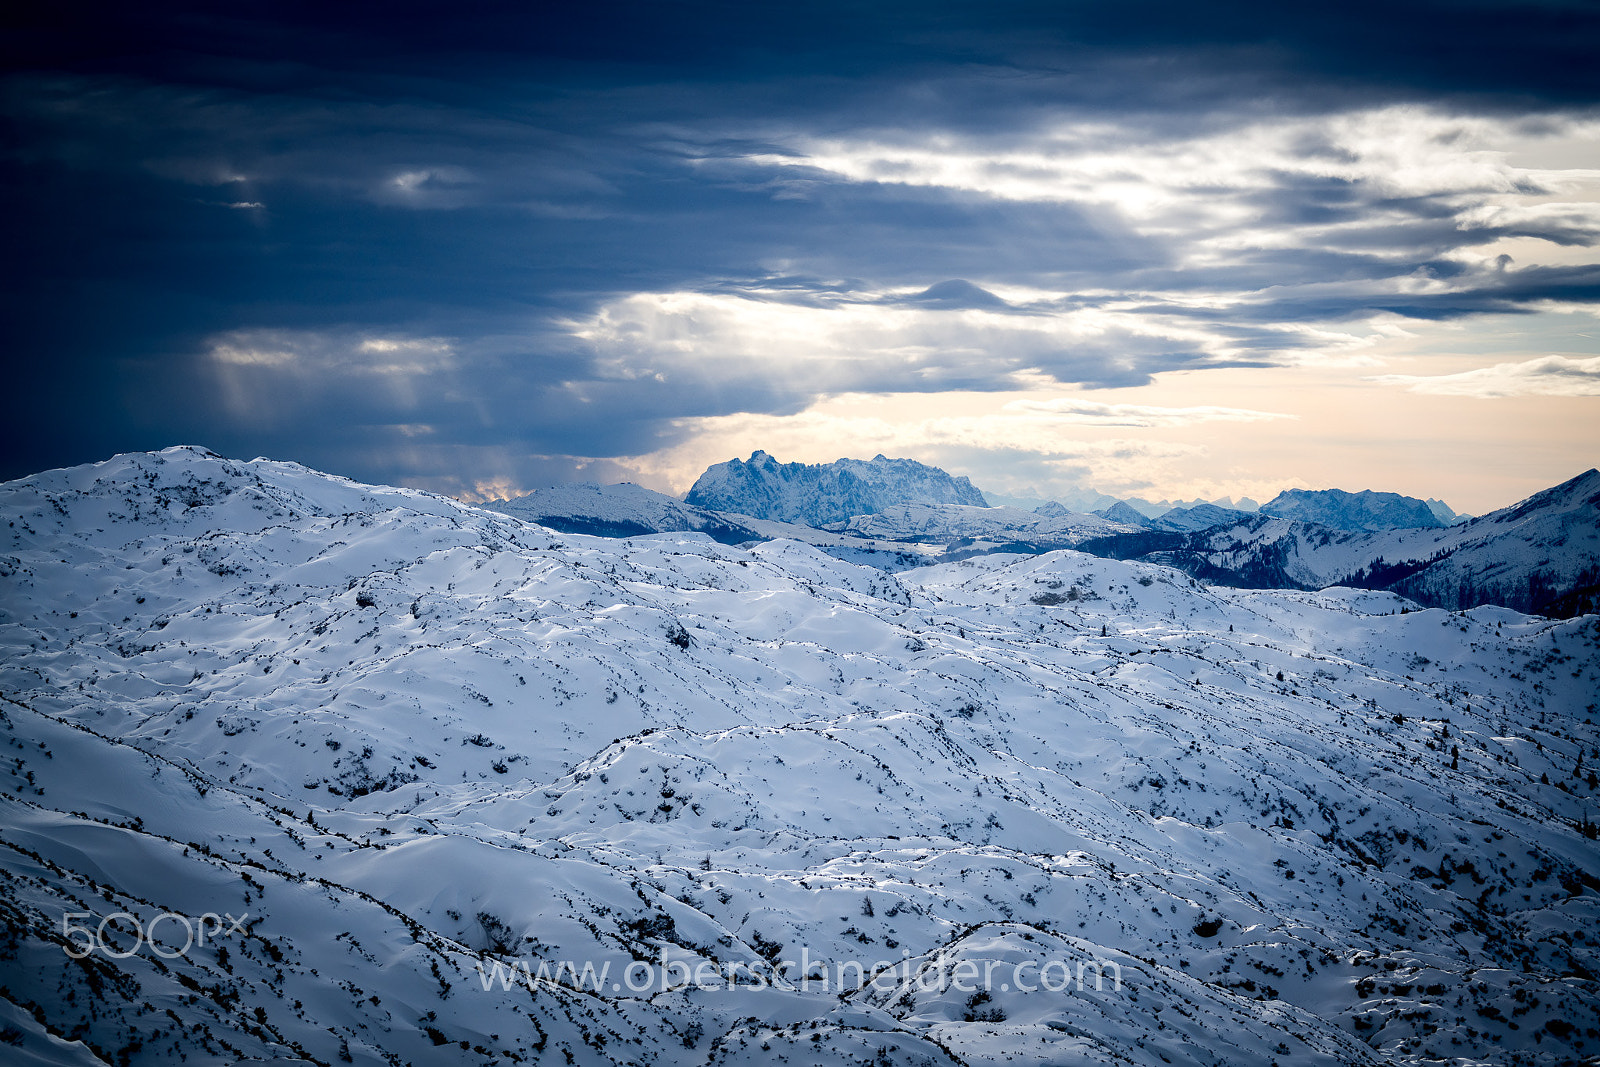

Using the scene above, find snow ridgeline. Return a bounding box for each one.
[0,446,1597,1067]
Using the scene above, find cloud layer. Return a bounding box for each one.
[1369,355,1600,398]
[1,2,1597,501]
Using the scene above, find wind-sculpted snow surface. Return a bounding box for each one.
[1,447,1597,1066]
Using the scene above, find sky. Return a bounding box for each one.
[3,1,1598,514]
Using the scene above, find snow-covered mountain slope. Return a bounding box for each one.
[832,502,1138,549]
[479,482,964,578]
[686,451,987,525]
[1142,469,1600,616]
[1,447,1597,1067]
[1091,501,1151,526]
[481,480,939,571]
[1260,489,1446,531]
[485,482,764,544]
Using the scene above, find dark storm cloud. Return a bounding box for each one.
[2,1,1598,491]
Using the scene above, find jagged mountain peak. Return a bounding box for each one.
[1260,486,1446,530]
[685,451,988,526]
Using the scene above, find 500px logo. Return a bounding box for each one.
[61,911,249,960]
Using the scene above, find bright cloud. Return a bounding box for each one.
[1367,355,1600,398]
[1003,396,1294,426]
[208,330,454,373]
[565,288,1367,397]
[13,17,1597,512]
[730,108,1600,267]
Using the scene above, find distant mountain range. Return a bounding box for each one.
[990,488,1262,518]
[1120,469,1600,617]
[489,453,1594,618]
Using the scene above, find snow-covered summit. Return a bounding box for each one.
[1147,501,1253,532]
[685,451,987,525]
[1260,487,1447,531]
[1426,497,1470,525]
[1091,500,1149,526]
